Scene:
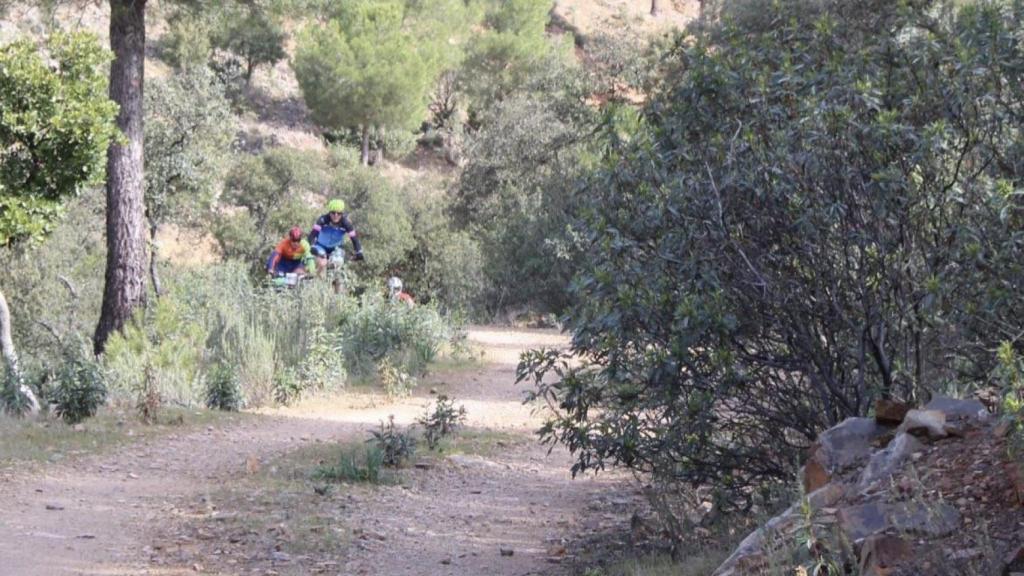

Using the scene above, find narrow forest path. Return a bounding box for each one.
[0,328,637,576]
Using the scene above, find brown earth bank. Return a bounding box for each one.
[0,328,639,576]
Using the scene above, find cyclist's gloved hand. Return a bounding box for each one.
[353,252,365,262]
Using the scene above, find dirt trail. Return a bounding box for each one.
[0,328,634,576]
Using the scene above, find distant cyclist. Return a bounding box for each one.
[388,277,415,306]
[308,199,364,271]
[266,226,315,277]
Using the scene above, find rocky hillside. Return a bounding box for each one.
[715,397,1024,576]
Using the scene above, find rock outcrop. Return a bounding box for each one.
[713,396,1023,576]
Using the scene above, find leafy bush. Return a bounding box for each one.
[401,190,487,314]
[205,362,243,412]
[51,342,107,424]
[0,370,34,417]
[314,445,384,483]
[368,415,416,467]
[103,293,206,407]
[453,59,598,316]
[377,357,416,399]
[272,366,303,406]
[0,31,118,246]
[525,0,1024,535]
[337,293,450,378]
[213,148,326,270]
[417,395,467,450]
[159,8,213,72]
[0,190,106,359]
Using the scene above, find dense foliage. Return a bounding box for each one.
[0,32,117,246]
[523,0,1024,525]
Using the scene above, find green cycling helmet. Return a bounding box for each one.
[327,199,345,213]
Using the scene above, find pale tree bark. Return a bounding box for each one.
[0,289,40,415]
[95,0,148,355]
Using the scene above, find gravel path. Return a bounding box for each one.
[0,327,635,576]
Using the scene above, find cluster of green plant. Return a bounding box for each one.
[338,292,450,378]
[205,361,243,412]
[521,0,1024,544]
[50,340,108,424]
[368,415,417,467]
[313,444,385,483]
[0,31,118,246]
[417,394,467,450]
[0,31,117,417]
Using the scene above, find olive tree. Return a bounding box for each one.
[0,32,118,413]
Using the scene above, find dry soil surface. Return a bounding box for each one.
[0,327,637,576]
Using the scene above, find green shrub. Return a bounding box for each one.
[204,362,243,411]
[314,445,384,483]
[159,8,213,72]
[51,342,107,424]
[103,294,206,407]
[376,357,416,399]
[213,148,326,270]
[337,293,450,378]
[272,366,302,406]
[368,416,416,467]
[0,370,33,417]
[417,395,467,450]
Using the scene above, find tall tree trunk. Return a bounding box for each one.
[149,219,162,299]
[95,0,148,355]
[360,125,370,166]
[0,289,40,414]
[650,0,659,16]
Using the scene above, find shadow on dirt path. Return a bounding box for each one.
[0,328,637,576]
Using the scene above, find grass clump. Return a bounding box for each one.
[313,445,385,484]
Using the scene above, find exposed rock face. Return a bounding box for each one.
[857,432,923,492]
[898,409,947,439]
[803,417,891,492]
[713,396,1021,576]
[924,396,988,423]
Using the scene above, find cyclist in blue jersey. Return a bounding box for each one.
[308,198,364,271]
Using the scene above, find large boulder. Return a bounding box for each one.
[838,501,961,543]
[897,409,947,440]
[804,417,891,491]
[924,395,989,424]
